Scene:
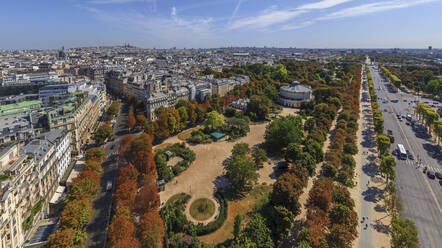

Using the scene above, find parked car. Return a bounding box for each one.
[407,151,414,160]
[435,172,442,180]
[427,170,436,179]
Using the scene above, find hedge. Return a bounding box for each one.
[195,192,228,236]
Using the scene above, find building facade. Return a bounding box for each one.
[278,81,312,107]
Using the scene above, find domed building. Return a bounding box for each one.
[278,81,312,107]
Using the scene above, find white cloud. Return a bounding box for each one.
[297,0,353,10]
[229,8,306,30]
[281,21,316,30]
[171,6,177,17]
[319,0,439,20]
[228,0,243,25]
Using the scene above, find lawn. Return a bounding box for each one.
[190,198,216,221]
[177,126,203,141]
[199,185,272,244]
[165,193,190,207]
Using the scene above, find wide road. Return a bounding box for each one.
[86,101,129,248]
[370,65,442,248]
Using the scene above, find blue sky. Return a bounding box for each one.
[1,0,441,49]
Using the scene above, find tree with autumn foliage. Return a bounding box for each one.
[119,134,134,158]
[108,207,140,248]
[85,147,106,163]
[134,181,160,215]
[127,105,136,131]
[140,211,165,248]
[60,198,92,230]
[67,170,100,201]
[47,228,77,248]
[84,158,103,175]
[271,172,303,215]
[125,133,156,176]
[113,177,137,209]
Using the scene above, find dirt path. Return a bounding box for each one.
[295,113,339,221]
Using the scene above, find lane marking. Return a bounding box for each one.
[371,66,442,216]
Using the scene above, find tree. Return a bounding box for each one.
[267,205,295,238]
[224,117,250,139]
[252,148,268,166]
[108,212,140,248]
[60,198,92,230]
[84,158,103,175]
[271,172,303,215]
[204,110,225,131]
[140,211,165,248]
[380,155,396,182]
[391,215,419,248]
[225,154,258,194]
[376,134,391,157]
[343,142,358,155]
[244,214,274,248]
[85,147,106,163]
[308,178,333,212]
[125,133,156,175]
[47,229,76,248]
[127,110,136,131]
[119,134,134,158]
[107,101,120,119]
[234,214,243,239]
[247,95,272,121]
[264,115,303,153]
[113,179,137,208]
[68,170,100,200]
[232,143,251,157]
[93,124,113,144]
[134,182,160,215]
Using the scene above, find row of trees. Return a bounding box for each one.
[385,64,442,96]
[366,65,419,248]
[107,133,165,248]
[107,100,120,119]
[47,148,106,247]
[416,102,442,144]
[299,63,361,248]
[380,66,402,88]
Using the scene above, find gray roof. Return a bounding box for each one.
[280,81,311,93]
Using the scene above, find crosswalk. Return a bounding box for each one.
[400,159,441,173]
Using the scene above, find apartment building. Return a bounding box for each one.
[47,93,99,154]
[0,129,70,248]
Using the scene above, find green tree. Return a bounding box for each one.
[85,147,106,163]
[93,124,113,144]
[268,205,295,238]
[264,115,303,153]
[380,155,396,182]
[376,134,391,157]
[232,143,251,157]
[252,148,268,166]
[391,215,419,248]
[234,214,243,239]
[225,155,258,194]
[204,111,225,131]
[247,95,272,121]
[244,214,274,248]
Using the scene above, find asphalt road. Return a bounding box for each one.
[86,102,129,248]
[370,65,442,248]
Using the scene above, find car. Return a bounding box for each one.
[392,149,398,156]
[435,172,442,180]
[106,181,113,191]
[427,170,436,179]
[384,109,387,112]
[423,167,427,173]
[408,152,414,160]
[406,122,410,125]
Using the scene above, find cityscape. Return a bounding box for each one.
[1,1,442,248]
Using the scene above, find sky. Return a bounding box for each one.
[1,0,441,49]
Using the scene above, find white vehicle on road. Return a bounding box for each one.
[397,144,407,160]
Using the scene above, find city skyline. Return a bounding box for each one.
[1,0,442,49]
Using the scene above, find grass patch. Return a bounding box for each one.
[199,185,272,244]
[190,198,215,221]
[166,193,191,207]
[177,126,203,141]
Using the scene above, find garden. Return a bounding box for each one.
[155,143,196,182]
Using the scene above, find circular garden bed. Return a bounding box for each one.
[189,198,216,221]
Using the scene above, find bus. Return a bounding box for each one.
[397,144,407,160]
